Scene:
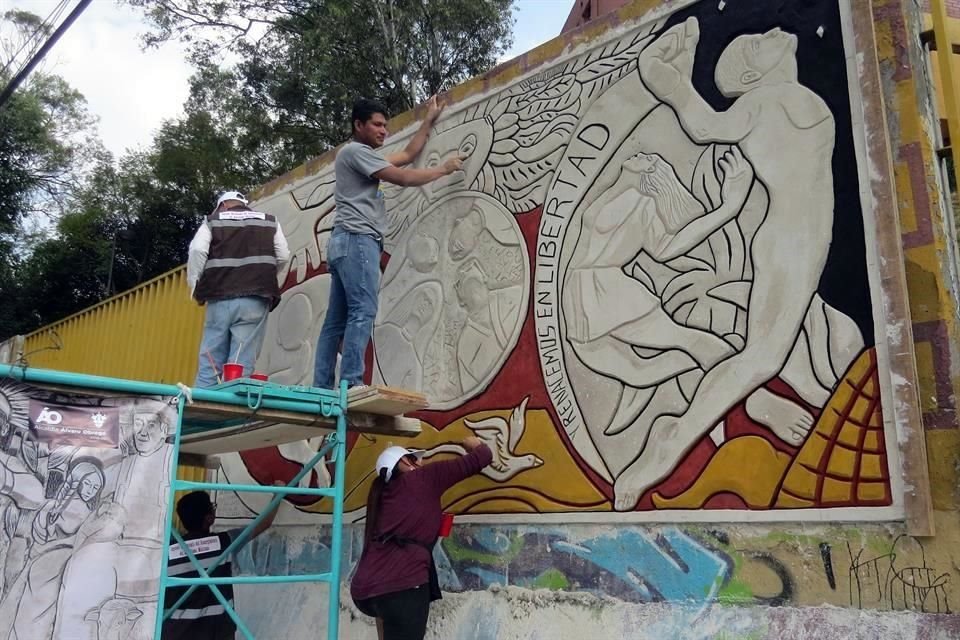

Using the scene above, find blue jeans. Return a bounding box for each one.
[313,230,381,388]
[195,296,269,387]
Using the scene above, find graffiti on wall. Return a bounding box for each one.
[0,381,174,640]
[230,523,953,616]
[215,0,901,523]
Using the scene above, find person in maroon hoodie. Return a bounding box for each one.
[352,437,492,640]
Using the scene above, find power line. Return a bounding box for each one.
[0,0,71,78]
[0,0,92,111]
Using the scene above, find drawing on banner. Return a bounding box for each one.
[0,381,174,640]
[220,0,896,523]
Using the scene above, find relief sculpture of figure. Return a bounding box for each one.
[374,282,443,393]
[455,261,522,392]
[614,18,837,510]
[562,148,753,439]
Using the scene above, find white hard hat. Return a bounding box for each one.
[212,190,248,213]
[376,446,424,483]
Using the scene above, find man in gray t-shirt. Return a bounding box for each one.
[313,97,464,390]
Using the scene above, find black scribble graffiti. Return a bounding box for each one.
[847,535,951,613]
[820,542,836,590]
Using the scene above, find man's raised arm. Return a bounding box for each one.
[385,95,445,167]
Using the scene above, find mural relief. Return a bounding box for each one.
[219,0,898,524]
[375,192,527,407]
[0,381,174,640]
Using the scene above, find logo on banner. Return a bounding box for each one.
[29,401,120,448]
[35,407,64,425]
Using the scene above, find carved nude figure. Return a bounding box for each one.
[563,148,753,392]
[614,18,836,510]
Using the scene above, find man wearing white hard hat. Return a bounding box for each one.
[187,191,290,387]
[352,437,491,639]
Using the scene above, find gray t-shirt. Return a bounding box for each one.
[334,141,392,239]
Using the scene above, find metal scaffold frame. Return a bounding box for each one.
[0,364,350,640]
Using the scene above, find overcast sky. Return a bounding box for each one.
[4,0,572,156]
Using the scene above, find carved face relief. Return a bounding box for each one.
[79,473,104,502]
[448,207,485,261]
[622,152,661,174]
[455,272,489,313]
[374,193,528,409]
[408,233,440,273]
[418,120,492,202]
[132,413,165,455]
[743,28,797,76]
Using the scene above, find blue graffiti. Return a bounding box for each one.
[552,528,729,605]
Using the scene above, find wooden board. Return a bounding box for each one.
[180,421,333,455]
[347,385,428,416]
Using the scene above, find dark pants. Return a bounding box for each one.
[355,584,431,640]
[162,616,236,640]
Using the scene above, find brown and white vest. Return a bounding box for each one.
[193,207,281,309]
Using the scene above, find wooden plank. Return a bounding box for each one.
[347,385,428,416]
[183,401,337,428]
[346,414,421,437]
[181,421,333,455]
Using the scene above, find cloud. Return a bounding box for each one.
[8,0,192,157]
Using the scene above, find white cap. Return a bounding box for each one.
[212,190,248,213]
[376,446,424,483]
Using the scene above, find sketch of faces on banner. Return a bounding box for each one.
[0,381,174,640]
[374,193,529,408]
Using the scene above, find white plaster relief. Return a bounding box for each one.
[373,193,528,407]
[536,17,869,510]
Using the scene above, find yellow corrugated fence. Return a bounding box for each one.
[21,266,204,384]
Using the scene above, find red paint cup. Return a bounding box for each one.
[438,512,454,537]
[250,372,269,381]
[222,363,244,381]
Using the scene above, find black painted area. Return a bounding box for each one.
[662,0,875,344]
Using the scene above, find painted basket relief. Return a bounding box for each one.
[226,0,893,521]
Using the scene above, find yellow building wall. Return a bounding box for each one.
[924,12,960,128]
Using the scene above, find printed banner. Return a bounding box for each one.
[29,401,120,448]
[0,381,175,640]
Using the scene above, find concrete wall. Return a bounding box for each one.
[10,0,960,636]
[205,0,960,637]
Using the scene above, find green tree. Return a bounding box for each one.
[0,10,103,338]
[130,0,514,167]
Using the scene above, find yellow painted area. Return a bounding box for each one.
[651,436,790,510]
[821,477,852,503]
[21,266,203,384]
[173,463,208,530]
[926,428,960,510]
[914,340,940,414]
[837,423,860,448]
[826,446,858,479]
[304,409,610,515]
[922,10,960,123]
[861,454,884,480]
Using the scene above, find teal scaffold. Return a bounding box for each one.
[0,364,350,640]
